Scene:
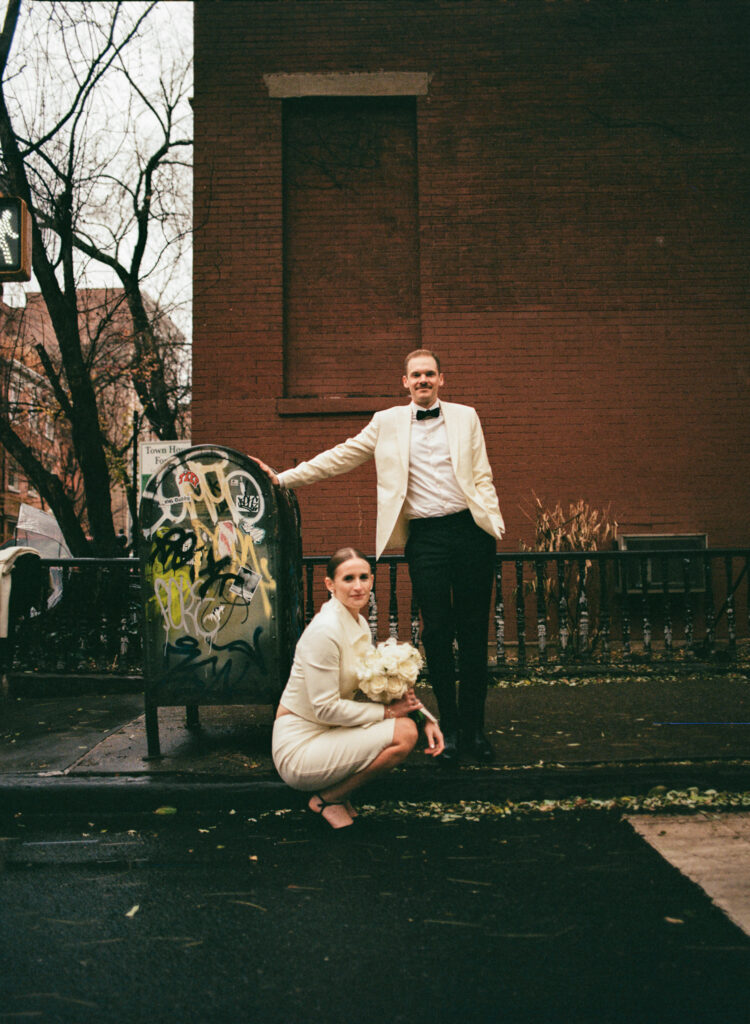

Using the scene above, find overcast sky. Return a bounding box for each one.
[1,1,194,340]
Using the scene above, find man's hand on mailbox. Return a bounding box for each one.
[250,457,280,486]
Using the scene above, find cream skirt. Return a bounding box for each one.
[271,713,396,792]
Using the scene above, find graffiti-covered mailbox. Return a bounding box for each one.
[138,445,303,756]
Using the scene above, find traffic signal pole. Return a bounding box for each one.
[0,195,31,282]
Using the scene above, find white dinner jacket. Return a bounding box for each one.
[278,401,505,558]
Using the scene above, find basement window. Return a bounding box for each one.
[618,534,707,593]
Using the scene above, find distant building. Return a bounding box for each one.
[0,286,187,544]
[192,1,750,555]
[0,294,68,541]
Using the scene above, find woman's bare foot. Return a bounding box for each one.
[308,794,354,829]
[344,800,358,818]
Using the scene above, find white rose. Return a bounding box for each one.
[380,650,399,673]
[399,660,419,684]
[385,676,407,700]
[366,674,388,698]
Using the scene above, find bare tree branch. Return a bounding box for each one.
[0,2,192,554]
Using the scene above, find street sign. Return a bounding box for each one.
[138,439,192,508]
[0,196,32,281]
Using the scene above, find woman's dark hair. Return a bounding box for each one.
[326,547,371,580]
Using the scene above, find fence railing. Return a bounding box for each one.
[305,548,750,672]
[4,549,749,685]
[6,558,143,680]
[489,548,749,669]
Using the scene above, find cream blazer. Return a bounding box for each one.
[279,597,385,727]
[278,401,505,558]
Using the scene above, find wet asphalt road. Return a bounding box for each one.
[1,806,749,1024]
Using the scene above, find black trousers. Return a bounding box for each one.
[405,509,496,735]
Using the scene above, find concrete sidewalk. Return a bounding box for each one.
[1,670,748,812]
[4,672,749,962]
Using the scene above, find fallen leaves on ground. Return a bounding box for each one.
[263,789,750,823]
[494,670,750,690]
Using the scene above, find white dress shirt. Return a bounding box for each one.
[403,402,470,520]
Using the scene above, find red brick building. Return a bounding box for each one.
[0,292,73,541]
[193,0,750,558]
[0,289,174,544]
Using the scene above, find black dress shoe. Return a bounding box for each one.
[461,730,496,764]
[439,729,459,766]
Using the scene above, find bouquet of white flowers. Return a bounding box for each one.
[356,637,423,702]
[355,638,437,724]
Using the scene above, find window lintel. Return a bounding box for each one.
[264,72,430,98]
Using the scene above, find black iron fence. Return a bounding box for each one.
[5,558,143,684]
[491,548,749,670]
[306,548,750,672]
[4,548,749,687]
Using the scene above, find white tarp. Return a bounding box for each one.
[15,504,72,560]
[14,504,71,608]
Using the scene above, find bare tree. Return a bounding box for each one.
[0,0,191,555]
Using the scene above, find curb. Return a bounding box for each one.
[1,761,748,814]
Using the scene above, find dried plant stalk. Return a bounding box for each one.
[519,493,618,654]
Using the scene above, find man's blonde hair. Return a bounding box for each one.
[404,348,441,375]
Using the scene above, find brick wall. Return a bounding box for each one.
[283,96,421,397]
[193,0,750,558]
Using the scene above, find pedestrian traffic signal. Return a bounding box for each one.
[0,196,31,281]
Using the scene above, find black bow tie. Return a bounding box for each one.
[416,406,440,421]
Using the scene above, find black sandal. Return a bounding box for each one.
[307,793,354,829]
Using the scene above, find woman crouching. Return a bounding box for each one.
[272,547,444,829]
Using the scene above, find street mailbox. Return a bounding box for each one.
[137,444,303,756]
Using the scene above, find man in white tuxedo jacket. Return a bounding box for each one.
[265,350,505,764]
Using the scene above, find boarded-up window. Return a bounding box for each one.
[283,97,420,397]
